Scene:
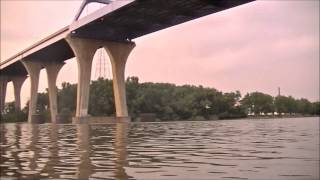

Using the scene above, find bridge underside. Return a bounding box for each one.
[1,40,73,76]
[1,0,253,76]
[72,0,253,41]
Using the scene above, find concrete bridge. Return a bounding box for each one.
[0,0,254,123]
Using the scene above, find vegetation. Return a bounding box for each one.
[241,92,319,116]
[1,77,319,122]
[1,102,28,122]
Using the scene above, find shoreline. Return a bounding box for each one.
[151,115,320,123]
[1,115,319,124]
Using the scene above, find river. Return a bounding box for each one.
[0,117,319,180]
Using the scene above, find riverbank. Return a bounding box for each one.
[1,113,318,124]
[143,114,320,123]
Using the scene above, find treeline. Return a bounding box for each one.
[1,77,319,122]
[241,92,319,115]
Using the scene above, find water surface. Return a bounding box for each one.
[1,117,319,180]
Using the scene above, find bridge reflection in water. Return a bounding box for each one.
[0,122,131,179]
[0,118,319,180]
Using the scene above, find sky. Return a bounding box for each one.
[1,0,319,108]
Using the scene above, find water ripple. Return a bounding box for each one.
[0,117,319,180]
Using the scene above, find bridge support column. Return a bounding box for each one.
[44,62,64,123]
[66,36,135,123]
[104,42,135,119]
[0,76,8,113]
[11,76,27,110]
[65,36,100,123]
[21,60,42,123]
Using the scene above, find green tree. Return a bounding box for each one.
[241,92,274,115]
[311,102,320,115]
[296,98,312,115]
[58,82,77,115]
[5,76,317,123]
[37,92,49,113]
[89,78,114,116]
[0,102,27,122]
[274,95,298,114]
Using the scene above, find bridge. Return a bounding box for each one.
[0,0,254,123]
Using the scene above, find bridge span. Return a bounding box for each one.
[0,0,254,123]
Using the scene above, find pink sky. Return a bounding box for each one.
[1,0,319,107]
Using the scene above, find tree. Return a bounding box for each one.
[0,101,27,122]
[311,102,320,115]
[274,95,287,114]
[37,92,49,113]
[274,95,298,114]
[296,98,312,115]
[89,78,114,116]
[241,92,274,115]
[58,82,77,115]
[5,76,317,123]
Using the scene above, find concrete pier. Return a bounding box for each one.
[44,62,64,123]
[11,76,27,110]
[21,60,42,123]
[65,36,100,123]
[0,76,8,112]
[104,42,135,118]
[66,36,135,123]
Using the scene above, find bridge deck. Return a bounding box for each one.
[0,0,254,76]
